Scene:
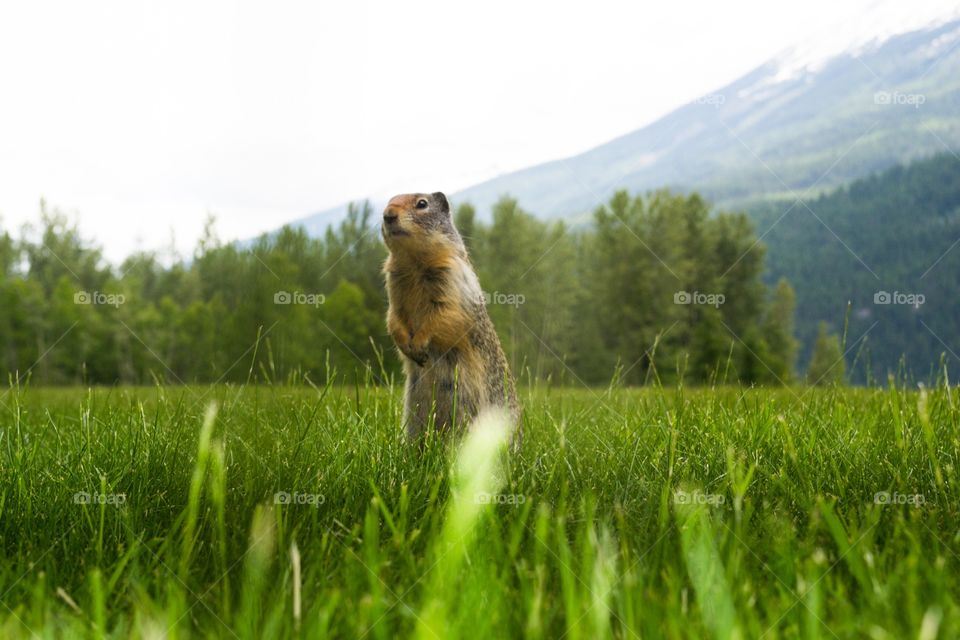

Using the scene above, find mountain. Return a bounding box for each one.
[753,152,960,383]
[280,11,960,232]
[451,15,960,219]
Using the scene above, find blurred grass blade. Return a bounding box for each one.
[416,408,512,638]
[675,493,742,640]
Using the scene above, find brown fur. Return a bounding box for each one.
[381,192,520,439]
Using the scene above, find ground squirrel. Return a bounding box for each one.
[381,192,520,439]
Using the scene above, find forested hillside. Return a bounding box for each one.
[0,192,799,386]
[751,152,960,382]
[8,152,956,389]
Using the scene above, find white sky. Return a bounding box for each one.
[0,0,956,261]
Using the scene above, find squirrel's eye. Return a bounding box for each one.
[415,199,428,210]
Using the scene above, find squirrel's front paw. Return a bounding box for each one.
[405,345,429,366]
[391,323,431,366]
[403,334,431,366]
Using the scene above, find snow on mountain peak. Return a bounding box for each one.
[746,0,960,96]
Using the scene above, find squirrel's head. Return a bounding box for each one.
[382,192,462,255]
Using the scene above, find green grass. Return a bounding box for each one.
[2,381,959,638]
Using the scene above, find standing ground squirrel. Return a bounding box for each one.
[381,192,520,439]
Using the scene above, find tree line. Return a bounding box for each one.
[1,190,844,387]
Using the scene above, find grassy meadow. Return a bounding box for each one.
[2,380,959,638]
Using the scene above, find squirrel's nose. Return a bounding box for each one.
[383,208,399,224]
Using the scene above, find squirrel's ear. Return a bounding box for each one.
[432,192,449,213]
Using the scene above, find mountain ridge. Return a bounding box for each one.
[268,12,960,238]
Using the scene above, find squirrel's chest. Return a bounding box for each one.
[388,267,457,313]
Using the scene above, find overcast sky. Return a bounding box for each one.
[1,0,957,261]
